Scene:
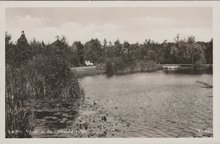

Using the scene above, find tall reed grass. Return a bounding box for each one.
[106,59,162,75]
[6,65,35,138]
[6,54,84,137]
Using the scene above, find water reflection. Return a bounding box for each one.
[163,66,213,75]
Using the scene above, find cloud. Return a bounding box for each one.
[7,15,49,30]
[130,16,179,29]
[140,27,212,42]
[6,15,212,44]
[7,20,128,44]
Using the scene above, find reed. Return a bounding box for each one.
[106,59,162,75]
[5,54,84,138]
[24,55,84,99]
[5,65,35,138]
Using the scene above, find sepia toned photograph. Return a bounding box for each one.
[4,6,214,139]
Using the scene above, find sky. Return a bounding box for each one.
[6,7,212,44]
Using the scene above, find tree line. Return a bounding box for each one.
[6,32,213,69]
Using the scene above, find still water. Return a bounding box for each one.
[79,71,213,137]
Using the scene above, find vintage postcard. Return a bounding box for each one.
[0,1,220,144]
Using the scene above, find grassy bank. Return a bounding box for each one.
[72,66,105,78]
[72,62,162,78]
[164,64,213,74]
[106,60,162,76]
[72,63,212,78]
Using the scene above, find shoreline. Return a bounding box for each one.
[71,66,105,78]
[72,65,213,79]
[72,96,129,138]
[31,96,129,138]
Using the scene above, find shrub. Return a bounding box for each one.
[106,58,162,75]
[141,60,162,72]
[24,54,84,99]
[206,64,213,74]
[106,61,115,75]
[193,60,206,71]
[105,57,126,75]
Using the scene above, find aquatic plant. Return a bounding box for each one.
[106,58,162,75]
[5,54,85,137]
[24,55,84,99]
[5,65,35,138]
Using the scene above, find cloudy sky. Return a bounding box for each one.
[6,7,212,44]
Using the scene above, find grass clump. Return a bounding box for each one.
[6,65,35,138]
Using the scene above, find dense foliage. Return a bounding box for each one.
[74,35,212,74]
[6,32,213,69]
[5,32,84,138]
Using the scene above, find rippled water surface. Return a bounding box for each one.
[79,71,213,137]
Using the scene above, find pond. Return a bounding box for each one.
[79,71,213,137]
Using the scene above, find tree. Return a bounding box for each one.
[14,31,31,67]
[5,32,15,66]
[5,32,12,46]
[113,40,123,57]
[186,36,206,65]
[49,36,69,57]
[84,39,102,63]
[74,41,84,65]
[29,39,45,58]
[172,38,190,64]
[205,39,213,64]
